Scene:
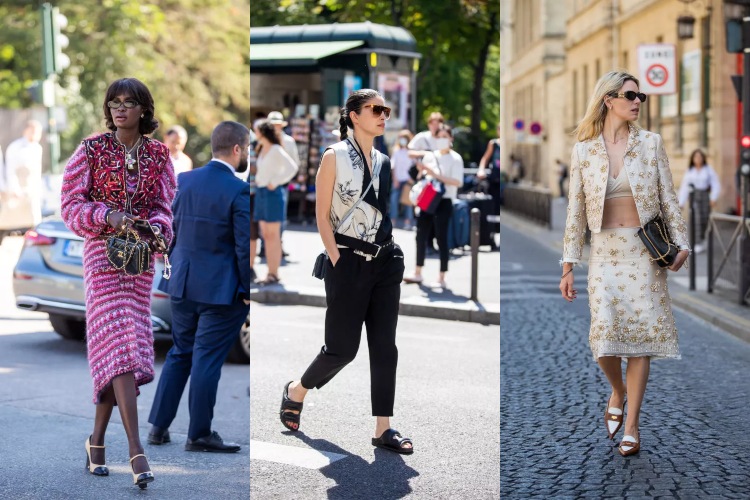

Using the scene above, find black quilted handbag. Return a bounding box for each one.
[106,228,151,276]
[636,215,678,268]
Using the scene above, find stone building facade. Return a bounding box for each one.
[502,0,740,213]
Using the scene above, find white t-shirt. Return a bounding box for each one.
[171,152,193,176]
[408,130,438,152]
[678,164,721,206]
[281,133,300,171]
[422,150,464,200]
[255,144,298,188]
[391,148,412,183]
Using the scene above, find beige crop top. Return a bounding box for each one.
[605,171,633,200]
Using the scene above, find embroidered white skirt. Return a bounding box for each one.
[587,228,680,361]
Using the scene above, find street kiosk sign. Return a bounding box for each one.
[637,44,676,94]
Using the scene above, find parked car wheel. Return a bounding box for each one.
[226,315,250,364]
[48,313,86,341]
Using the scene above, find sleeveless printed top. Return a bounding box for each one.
[328,139,392,244]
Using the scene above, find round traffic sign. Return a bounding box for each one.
[645,64,668,87]
[529,122,542,135]
[514,119,524,131]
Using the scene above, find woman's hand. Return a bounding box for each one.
[107,211,138,231]
[267,183,276,190]
[668,249,690,272]
[330,251,341,268]
[559,271,577,302]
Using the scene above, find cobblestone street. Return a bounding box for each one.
[500,224,750,498]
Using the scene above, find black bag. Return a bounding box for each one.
[106,228,152,276]
[312,252,329,280]
[636,215,678,268]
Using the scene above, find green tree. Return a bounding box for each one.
[0,0,250,165]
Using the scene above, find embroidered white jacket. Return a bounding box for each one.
[562,125,690,264]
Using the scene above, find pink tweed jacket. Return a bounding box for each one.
[61,133,175,403]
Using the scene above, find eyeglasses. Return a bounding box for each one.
[611,91,647,103]
[107,100,140,109]
[361,104,392,120]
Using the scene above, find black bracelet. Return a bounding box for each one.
[561,268,573,279]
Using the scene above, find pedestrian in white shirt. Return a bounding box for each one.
[678,149,721,253]
[403,124,464,288]
[254,120,298,285]
[407,111,444,160]
[267,111,299,257]
[163,125,193,175]
[1,120,43,231]
[390,129,414,229]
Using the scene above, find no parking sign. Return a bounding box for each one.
[637,44,676,95]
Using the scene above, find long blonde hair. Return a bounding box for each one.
[573,70,640,142]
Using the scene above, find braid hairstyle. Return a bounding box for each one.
[338,88,381,140]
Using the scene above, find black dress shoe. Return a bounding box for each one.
[148,426,171,445]
[185,431,241,453]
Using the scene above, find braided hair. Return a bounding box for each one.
[339,89,381,140]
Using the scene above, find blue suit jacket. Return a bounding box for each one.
[158,161,251,305]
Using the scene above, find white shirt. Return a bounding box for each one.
[678,164,721,206]
[171,152,193,176]
[281,133,300,171]
[3,137,43,195]
[255,144,297,188]
[422,149,464,200]
[408,130,438,152]
[391,148,412,183]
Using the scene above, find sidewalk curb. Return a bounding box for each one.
[251,287,500,325]
[500,210,750,344]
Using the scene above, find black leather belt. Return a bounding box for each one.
[334,233,394,260]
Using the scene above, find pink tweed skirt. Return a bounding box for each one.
[83,238,155,404]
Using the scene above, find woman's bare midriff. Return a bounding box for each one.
[601,197,640,228]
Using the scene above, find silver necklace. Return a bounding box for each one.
[116,133,142,170]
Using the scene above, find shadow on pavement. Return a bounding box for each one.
[290,432,419,500]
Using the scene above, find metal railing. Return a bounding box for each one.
[501,184,552,228]
[706,212,750,305]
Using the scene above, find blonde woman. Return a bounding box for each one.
[559,71,690,456]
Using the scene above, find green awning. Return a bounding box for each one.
[250,40,364,66]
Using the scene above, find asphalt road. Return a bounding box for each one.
[0,236,250,499]
[250,303,500,499]
[500,224,750,498]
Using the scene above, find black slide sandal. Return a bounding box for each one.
[372,428,414,455]
[279,381,303,431]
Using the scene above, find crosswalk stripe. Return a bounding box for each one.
[250,440,347,469]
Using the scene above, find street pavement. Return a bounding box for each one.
[500,218,750,498]
[251,225,500,325]
[0,236,250,499]
[249,302,500,499]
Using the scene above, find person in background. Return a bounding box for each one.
[509,154,525,184]
[407,112,443,161]
[403,124,464,288]
[556,158,568,198]
[477,122,502,214]
[678,149,721,254]
[163,125,193,175]
[2,120,44,228]
[390,129,414,230]
[267,111,299,258]
[254,120,298,285]
[249,119,263,284]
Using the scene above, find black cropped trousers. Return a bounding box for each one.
[300,244,405,416]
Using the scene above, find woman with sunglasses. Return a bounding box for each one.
[279,89,413,454]
[61,78,175,488]
[559,71,689,456]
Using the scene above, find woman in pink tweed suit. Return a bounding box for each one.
[61,78,175,488]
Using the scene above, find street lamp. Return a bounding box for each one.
[677,15,696,39]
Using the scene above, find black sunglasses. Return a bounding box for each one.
[361,104,392,120]
[611,91,647,103]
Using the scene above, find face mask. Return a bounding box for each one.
[435,138,451,150]
[398,138,408,147]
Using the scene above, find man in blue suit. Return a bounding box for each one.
[147,121,251,453]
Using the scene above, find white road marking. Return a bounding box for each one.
[250,439,347,469]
